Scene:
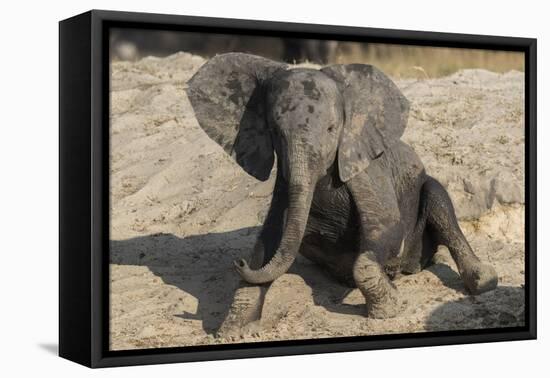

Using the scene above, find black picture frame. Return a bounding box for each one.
[59,9,537,368]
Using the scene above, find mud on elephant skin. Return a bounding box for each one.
[185,52,498,334]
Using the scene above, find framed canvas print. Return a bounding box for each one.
[59,10,536,368]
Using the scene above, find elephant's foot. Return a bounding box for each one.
[354,253,406,319]
[215,285,266,339]
[366,284,406,319]
[217,319,262,341]
[459,259,498,295]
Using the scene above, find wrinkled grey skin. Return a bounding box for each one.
[186,53,498,335]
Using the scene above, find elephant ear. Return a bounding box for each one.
[186,53,288,181]
[321,64,410,182]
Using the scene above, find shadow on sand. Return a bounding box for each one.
[425,285,525,331]
[111,228,258,334]
[110,227,367,335]
[111,228,524,335]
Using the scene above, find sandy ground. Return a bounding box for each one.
[109,53,525,350]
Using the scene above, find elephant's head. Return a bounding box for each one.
[186,53,409,284]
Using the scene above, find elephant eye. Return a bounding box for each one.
[327,125,334,132]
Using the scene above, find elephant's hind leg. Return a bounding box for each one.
[423,177,498,294]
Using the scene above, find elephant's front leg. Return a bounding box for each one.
[353,241,404,319]
[348,168,406,319]
[217,174,288,338]
[216,242,270,339]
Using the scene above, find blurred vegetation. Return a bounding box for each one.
[334,43,524,78]
[110,28,524,78]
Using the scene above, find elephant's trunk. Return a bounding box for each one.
[235,171,314,284]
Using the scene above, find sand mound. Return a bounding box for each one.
[109,53,524,350]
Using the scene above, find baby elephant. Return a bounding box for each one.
[186,53,498,334]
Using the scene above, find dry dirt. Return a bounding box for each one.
[109,53,525,350]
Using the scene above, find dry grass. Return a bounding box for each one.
[333,43,524,79]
